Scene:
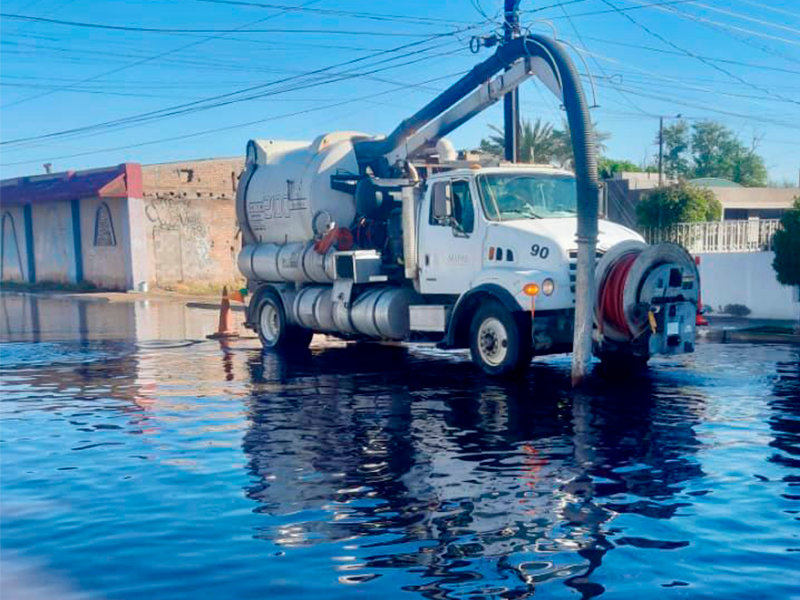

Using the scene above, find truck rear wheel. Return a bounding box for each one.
[469,301,532,377]
[256,290,313,352]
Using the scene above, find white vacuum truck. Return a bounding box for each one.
[236,35,699,376]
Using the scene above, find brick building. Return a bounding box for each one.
[141,157,244,289]
[1,157,244,291]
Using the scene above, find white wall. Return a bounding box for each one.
[79,196,129,290]
[697,251,799,320]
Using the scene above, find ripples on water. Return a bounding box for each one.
[1,317,799,599]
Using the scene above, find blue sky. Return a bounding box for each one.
[1,0,798,184]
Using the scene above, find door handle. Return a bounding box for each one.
[425,254,430,266]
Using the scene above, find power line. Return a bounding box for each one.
[592,70,800,93]
[525,0,698,19]
[728,0,800,20]
[1,37,469,148]
[0,38,450,82]
[589,79,800,130]
[564,41,800,113]
[590,72,800,109]
[0,13,452,36]
[194,0,477,26]
[596,0,800,107]
[563,33,800,75]
[691,2,800,37]
[0,69,469,168]
[589,71,800,105]
[0,27,394,53]
[556,1,652,116]
[627,0,800,65]
[617,0,800,49]
[0,0,325,109]
[522,0,592,15]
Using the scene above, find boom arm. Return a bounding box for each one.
[382,55,562,165]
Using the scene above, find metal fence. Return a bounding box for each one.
[643,219,781,253]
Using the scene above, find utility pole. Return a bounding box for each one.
[658,116,664,187]
[503,0,521,162]
[658,113,681,187]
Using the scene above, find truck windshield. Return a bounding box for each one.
[477,173,577,220]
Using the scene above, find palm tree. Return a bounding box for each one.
[479,118,610,168]
[479,118,558,163]
[552,120,610,169]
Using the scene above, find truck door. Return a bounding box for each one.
[418,178,481,295]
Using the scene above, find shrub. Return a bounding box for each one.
[636,182,722,230]
[772,197,800,288]
[723,303,751,317]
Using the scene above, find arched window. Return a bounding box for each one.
[94,202,117,247]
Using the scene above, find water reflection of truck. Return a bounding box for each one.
[236,35,699,376]
[242,349,707,595]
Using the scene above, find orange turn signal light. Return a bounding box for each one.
[523,283,540,297]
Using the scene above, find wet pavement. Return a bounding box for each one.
[1,293,799,599]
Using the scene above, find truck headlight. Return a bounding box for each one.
[542,278,555,296]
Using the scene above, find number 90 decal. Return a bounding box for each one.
[530,244,550,259]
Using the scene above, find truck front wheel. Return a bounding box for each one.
[469,302,532,377]
[256,290,313,352]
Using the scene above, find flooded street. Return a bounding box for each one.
[1,294,798,599]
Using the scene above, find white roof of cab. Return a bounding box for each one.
[427,164,574,181]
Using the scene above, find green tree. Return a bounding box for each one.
[636,182,722,230]
[550,119,610,169]
[661,120,691,179]
[773,197,800,330]
[658,120,768,186]
[729,146,768,187]
[479,118,609,168]
[598,158,642,179]
[479,118,558,163]
[772,197,800,287]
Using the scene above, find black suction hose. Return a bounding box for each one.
[353,34,598,241]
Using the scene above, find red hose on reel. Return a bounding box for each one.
[598,251,639,338]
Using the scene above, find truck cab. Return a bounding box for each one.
[417,165,642,301]
[411,165,645,374]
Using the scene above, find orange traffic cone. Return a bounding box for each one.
[695,256,709,327]
[207,286,240,339]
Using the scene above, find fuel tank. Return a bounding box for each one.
[289,285,419,340]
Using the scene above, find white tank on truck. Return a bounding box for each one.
[242,132,363,245]
[238,133,369,285]
[235,34,701,378]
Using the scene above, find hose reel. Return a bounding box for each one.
[595,241,700,354]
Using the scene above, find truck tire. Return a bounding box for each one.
[256,290,313,352]
[469,301,532,377]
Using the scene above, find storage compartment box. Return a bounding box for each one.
[334,250,383,283]
[409,305,449,332]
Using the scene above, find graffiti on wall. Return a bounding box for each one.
[145,197,212,283]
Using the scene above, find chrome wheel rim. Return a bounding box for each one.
[260,301,280,344]
[477,317,508,367]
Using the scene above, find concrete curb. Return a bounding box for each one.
[698,328,800,344]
